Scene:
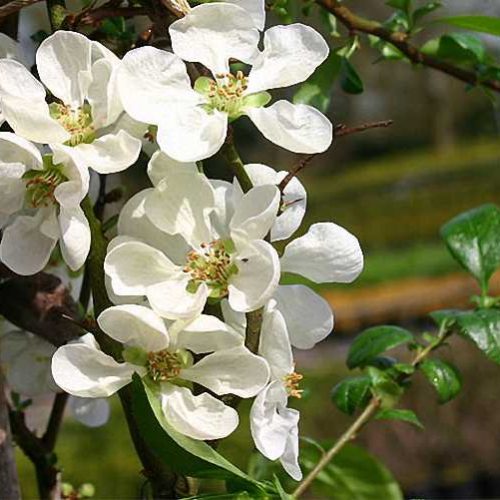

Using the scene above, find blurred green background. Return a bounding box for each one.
[13,0,500,498]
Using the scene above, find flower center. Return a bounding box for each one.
[23,156,68,208]
[183,239,238,299]
[204,72,248,117]
[147,349,183,382]
[284,371,304,399]
[49,102,95,146]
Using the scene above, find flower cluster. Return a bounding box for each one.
[0,0,363,480]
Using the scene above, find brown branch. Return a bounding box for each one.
[278,120,394,192]
[0,371,20,500]
[0,0,41,19]
[316,0,500,93]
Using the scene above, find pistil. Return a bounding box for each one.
[49,102,95,146]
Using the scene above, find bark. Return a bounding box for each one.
[0,371,21,500]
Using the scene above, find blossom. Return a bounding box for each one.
[117,3,332,162]
[0,132,90,275]
[104,154,281,318]
[51,304,270,440]
[0,329,109,428]
[0,30,141,174]
[250,301,302,480]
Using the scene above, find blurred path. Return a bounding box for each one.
[324,272,500,333]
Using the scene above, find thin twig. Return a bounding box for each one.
[279,120,393,192]
[0,0,41,19]
[292,322,452,498]
[41,393,69,451]
[315,0,500,93]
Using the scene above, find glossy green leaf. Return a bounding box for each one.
[367,367,404,409]
[339,58,364,95]
[331,375,372,415]
[347,326,414,369]
[375,409,424,429]
[386,0,410,13]
[131,377,261,489]
[412,1,442,24]
[300,444,403,500]
[437,15,500,37]
[293,53,342,112]
[421,34,486,64]
[440,204,500,292]
[420,359,462,403]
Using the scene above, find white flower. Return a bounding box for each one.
[0,30,141,174]
[0,329,109,428]
[0,132,90,275]
[104,155,281,318]
[250,301,302,480]
[117,3,332,162]
[232,163,363,349]
[51,304,270,440]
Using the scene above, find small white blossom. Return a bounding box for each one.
[0,329,109,428]
[0,30,141,174]
[104,154,281,319]
[117,3,332,162]
[51,304,270,440]
[0,132,90,275]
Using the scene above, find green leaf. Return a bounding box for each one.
[331,375,372,415]
[386,0,410,13]
[131,377,261,489]
[273,476,293,500]
[339,58,364,95]
[293,53,341,112]
[347,326,414,369]
[375,409,424,429]
[367,367,404,409]
[412,1,441,24]
[420,358,462,403]
[437,15,500,37]
[440,204,500,292]
[421,34,486,64]
[300,444,403,500]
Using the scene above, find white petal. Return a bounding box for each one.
[75,130,141,174]
[147,275,208,320]
[157,106,228,163]
[0,164,25,217]
[247,100,333,154]
[234,163,307,241]
[118,189,189,264]
[247,24,329,94]
[0,33,28,65]
[51,334,136,397]
[250,381,295,460]
[169,3,259,75]
[36,31,92,106]
[0,60,69,144]
[162,384,238,440]
[221,299,246,337]
[0,131,42,167]
[88,58,122,128]
[144,169,214,249]
[0,212,57,275]
[97,304,170,352]
[58,205,91,271]
[280,409,302,481]
[147,149,197,186]
[104,240,178,296]
[259,304,293,379]
[0,330,56,397]
[209,179,235,239]
[117,46,200,124]
[181,346,269,397]
[275,285,334,349]
[69,397,110,428]
[281,222,364,283]
[177,314,243,353]
[226,0,265,30]
[229,185,280,246]
[228,240,280,312]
